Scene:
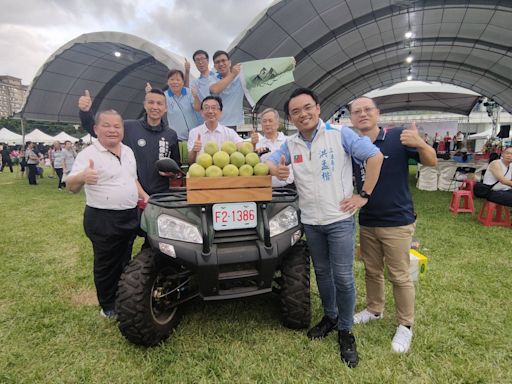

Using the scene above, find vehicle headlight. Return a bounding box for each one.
[269,206,299,237]
[157,214,202,244]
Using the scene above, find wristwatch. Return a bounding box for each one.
[359,190,371,199]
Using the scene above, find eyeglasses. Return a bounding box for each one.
[289,104,316,117]
[214,58,229,65]
[351,106,376,116]
[194,57,208,63]
[202,105,220,111]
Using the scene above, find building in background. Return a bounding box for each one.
[0,76,28,117]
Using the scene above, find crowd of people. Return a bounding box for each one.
[4,46,511,369]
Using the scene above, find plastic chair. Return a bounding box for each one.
[478,201,511,227]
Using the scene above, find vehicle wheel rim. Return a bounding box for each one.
[150,270,180,325]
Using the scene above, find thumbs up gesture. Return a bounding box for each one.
[400,120,423,148]
[145,82,152,93]
[192,134,202,153]
[250,128,259,145]
[184,58,191,72]
[277,155,290,180]
[82,159,98,185]
[78,90,92,112]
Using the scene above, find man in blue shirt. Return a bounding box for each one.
[209,50,245,130]
[266,88,383,368]
[350,97,437,354]
[190,50,217,124]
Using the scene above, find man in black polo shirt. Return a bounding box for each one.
[78,88,180,195]
[350,97,437,354]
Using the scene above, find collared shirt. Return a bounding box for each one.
[53,150,64,168]
[69,141,138,210]
[268,121,377,167]
[268,120,379,225]
[256,131,294,187]
[191,71,217,123]
[190,71,217,101]
[62,148,76,172]
[209,75,245,127]
[353,127,420,227]
[165,88,199,141]
[187,123,244,154]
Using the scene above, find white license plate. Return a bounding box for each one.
[212,202,257,231]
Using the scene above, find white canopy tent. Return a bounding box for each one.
[25,129,56,145]
[0,128,23,145]
[53,131,79,143]
[81,133,96,143]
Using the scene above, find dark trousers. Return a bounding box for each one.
[488,190,512,208]
[55,168,64,188]
[27,164,37,184]
[83,206,139,311]
[1,158,13,172]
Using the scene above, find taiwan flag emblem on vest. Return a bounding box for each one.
[293,154,303,164]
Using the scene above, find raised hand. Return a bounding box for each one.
[192,134,202,153]
[78,90,92,112]
[231,63,241,77]
[82,159,98,185]
[184,58,191,72]
[400,120,423,148]
[250,129,259,145]
[277,155,289,180]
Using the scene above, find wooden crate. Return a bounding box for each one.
[186,175,272,204]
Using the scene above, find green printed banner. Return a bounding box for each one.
[240,57,295,107]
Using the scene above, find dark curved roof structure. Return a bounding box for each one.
[21,31,187,122]
[228,0,512,119]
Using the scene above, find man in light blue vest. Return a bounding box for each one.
[266,88,383,368]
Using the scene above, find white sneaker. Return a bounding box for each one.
[353,308,383,324]
[391,325,413,353]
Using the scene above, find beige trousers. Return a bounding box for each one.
[359,223,416,326]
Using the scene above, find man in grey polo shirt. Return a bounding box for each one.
[67,110,148,319]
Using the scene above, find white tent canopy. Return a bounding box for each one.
[0,128,23,145]
[25,129,56,145]
[53,131,79,143]
[81,133,96,143]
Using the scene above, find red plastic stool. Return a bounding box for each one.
[478,201,511,227]
[461,179,476,195]
[449,190,474,213]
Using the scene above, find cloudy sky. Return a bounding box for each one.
[0,0,274,85]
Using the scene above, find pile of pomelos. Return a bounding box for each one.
[188,140,270,178]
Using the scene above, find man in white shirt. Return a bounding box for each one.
[67,110,148,319]
[187,96,244,164]
[254,107,294,187]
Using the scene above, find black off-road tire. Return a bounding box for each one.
[280,241,311,329]
[116,249,182,346]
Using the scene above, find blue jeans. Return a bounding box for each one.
[304,216,356,331]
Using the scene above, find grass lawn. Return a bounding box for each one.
[0,166,510,383]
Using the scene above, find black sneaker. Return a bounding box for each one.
[338,330,359,368]
[307,316,338,339]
